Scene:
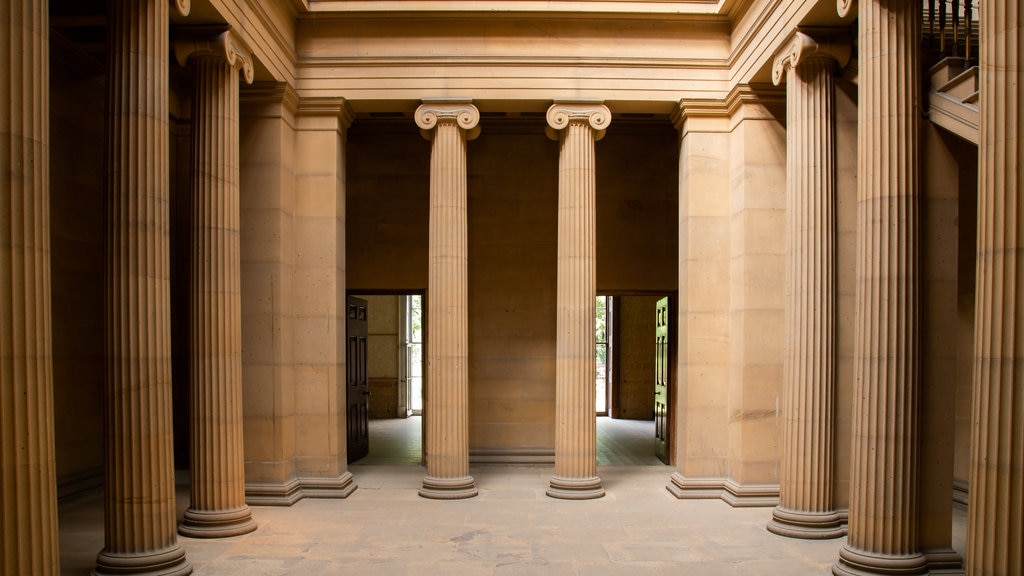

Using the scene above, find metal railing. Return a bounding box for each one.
[924,0,981,61]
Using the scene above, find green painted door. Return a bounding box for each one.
[654,296,671,464]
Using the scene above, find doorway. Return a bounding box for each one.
[595,294,672,466]
[348,293,424,465]
[346,296,370,463]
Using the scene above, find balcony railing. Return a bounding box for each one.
[924,0,980,62]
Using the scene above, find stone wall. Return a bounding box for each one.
[48,36,107,499]
[615,296,660,420]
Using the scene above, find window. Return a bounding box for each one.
[596,295,611,415]
[407,294,424,414]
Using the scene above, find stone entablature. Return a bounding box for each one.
[189,0,859,116]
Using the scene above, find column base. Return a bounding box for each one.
[298,472,358,499]
[178,505,257,539]
[767,506,846,539]
[419,475,478,499]
[245,472,357,506]
[245,478,304,506]
[832,545,928,576]
[666,472,779,507]
[546,475,605,500]
[94,544,192,576]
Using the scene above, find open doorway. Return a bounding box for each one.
[348,293,424,465]
[595,294,671,466]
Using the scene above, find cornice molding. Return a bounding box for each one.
[297,55,729,71]
[296,96,355,128]
[545,100,612,141]
[672,97,728,133]
[673,82,783,134]
[175,27,255,84]
[244,0,299,78]
[414,98,481,140]
[304,1,726,20]
[240,81,300,115]
[771,29,851,86]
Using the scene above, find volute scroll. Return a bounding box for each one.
[175,28,255,85]
[772,30,852,86]
[545,101,612,141]
[414,99,481,141]
[172,0,190,18]
[546,101,611,132]
[837,0,856,19]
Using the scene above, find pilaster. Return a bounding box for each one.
[175,28,256,538]
[290,96,356,499]
[96,0,192,574]
[545,100,609,500]
[668,101,733,501]
[724,86,786,503]
[768,30,849,540]
[832,1,931,574]
[669,87,785,507]
[239,82,300,505]
[967,2,1024,575]
[1,0,60,573]
[415,98,479,500]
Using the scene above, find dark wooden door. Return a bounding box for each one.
[347,296,369,463]
[654,296,671,464]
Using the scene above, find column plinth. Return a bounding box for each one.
[176,30,256,539]
[545,101,609,501]
[1,1,60,573]
[97,1,191,574]
[415,99,479,500]
[768,32,849,541]
[967,2,1024,575]
[833,2,926,574]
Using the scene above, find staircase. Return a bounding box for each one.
[927,57,979,144]
[922,0,981,143]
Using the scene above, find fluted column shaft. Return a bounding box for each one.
[834,1,924,574]
[177,30,256,538]
[1,1,60,574]
[769,32,848,540]
[97,1,192,574]
[546,101,609,500]
[967,3,1023,575]
[416,99,479,500]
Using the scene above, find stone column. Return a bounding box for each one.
[96,1,192,574]
[968,3,1023,575]
[768,31,849,540]
[545,100,610,500]
[833,1,925,575]
[175,29,257,538]
[1,1,60,574]
[415,99,479,500]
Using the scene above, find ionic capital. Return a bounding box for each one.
[546,100,612,141]
[172,0,190,17]
[772,30,851,86]
[415,98,481,141]
[837,0,856,19]
[175,28,254,84]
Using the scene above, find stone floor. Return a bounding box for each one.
[356,416,665,466]
[57,418,966,575]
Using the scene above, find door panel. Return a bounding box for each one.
[654,296,671,464]
[347,296,369,463]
